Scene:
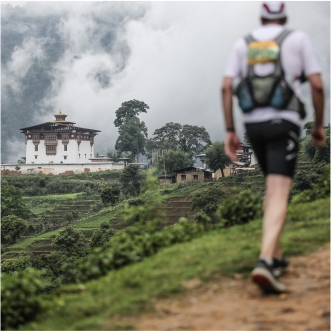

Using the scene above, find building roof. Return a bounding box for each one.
[20,112,101,133]
[20,122,101,133]
[158,174,176,178]
[173,166,213,173]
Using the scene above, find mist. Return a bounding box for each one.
[2,1,330,162]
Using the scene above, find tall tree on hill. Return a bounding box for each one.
[115,116,148,162]
[114,99,149,127]
[205,141,232,177]
[152,122,183,150]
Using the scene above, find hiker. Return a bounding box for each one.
[221,1,326,293]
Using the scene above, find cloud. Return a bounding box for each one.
[2,1,330,161]
[3,37,46,92]
[5,137,26,164]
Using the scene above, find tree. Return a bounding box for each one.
[1,215,28,245]
[180,124,212,158]
[152,122,183,150]
[100,185,121,206]
[115,116,148,162]
[90,222,115,248]
[147,122,212,159]
[51,226,88,257]
[107,150,119,162]
[157,149,193,175]
[119,164,145,198]
[205,141,232,177]
[114,99,149,127]
[1,180,31,219]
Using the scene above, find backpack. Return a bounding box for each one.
[235,29,306,119]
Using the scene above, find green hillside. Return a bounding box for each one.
[20,197,330,330]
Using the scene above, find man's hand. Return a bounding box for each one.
[312,125,326,146]
[225,132,241,161]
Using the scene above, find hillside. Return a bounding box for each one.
[19,197,330,330]
[1,151,318,259]
[2,152,330,330]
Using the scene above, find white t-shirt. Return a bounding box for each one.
[224,24,322,126]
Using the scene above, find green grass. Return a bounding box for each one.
[23,193,85,201]
[22,197,330,331]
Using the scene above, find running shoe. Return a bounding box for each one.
[273,257,289,277]
[251,259,286,293]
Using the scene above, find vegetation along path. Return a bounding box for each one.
[112,243,330,330]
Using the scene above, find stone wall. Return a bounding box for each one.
[1,162,124,176]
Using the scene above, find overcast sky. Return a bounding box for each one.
[2,1,330,159]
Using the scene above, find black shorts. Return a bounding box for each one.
[245,119,301,178]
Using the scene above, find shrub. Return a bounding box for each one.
[1,269,47,330]
[120,164,146,198]
[291,165,330,205]
[191,183,227,219]
[100,185,121,206]
[291,170,313,195]
[90,222,115,248]
[1,255,32,274]
[52,226,88,257]
[120,170,166,226]
[77,218,204,282]
[216,189,262,227]
[1,215,28,245]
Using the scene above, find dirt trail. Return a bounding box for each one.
[111,244,330,330]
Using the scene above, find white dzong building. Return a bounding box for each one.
[20,111,100,164]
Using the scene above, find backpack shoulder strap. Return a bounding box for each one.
[274,29,293,46]
[244,34,255,45]
[274,29,293,76]
[244,35,256,77]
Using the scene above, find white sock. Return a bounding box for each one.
[259,257,273,266]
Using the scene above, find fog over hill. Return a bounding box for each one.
[1,1,330,163]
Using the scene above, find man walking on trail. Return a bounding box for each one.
[221,1,326,293]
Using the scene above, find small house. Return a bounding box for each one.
[159,174,176,185]
[173,166,213,183]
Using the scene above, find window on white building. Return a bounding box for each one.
[64,156,67,160]
[45,135,57,141]
[79,154,80,159]
[85,154,86,159]
[35,145,38,151]
[46,146,56,154]
[64,145,67,151]
[35,155,38,159]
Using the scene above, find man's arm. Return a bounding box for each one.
[221,77,241,161]
[308,73,326,146]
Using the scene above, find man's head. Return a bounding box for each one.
[260,1,287,25]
